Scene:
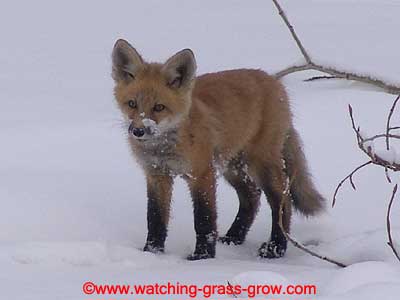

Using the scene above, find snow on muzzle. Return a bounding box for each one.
[128,118,160,139]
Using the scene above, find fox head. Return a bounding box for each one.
[112,39,197,141]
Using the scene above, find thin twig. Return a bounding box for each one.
[386,184,400,262]
[335,97,400,263]
[385,167,392,184]
[226,281,237,298]
[271,0,400,95]
[386,95,400,150]
[332,161,372,208]
[281,228,347,267]
[274,64,310,78]
[271,0,311,64]
[363,133,400,143]
[280,178,346,267]
[348,103,400,171]
[278,64,400,95]
[304,75,337,82]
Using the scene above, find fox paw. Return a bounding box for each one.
[187,252,215,261]
[218,235,244,245]
[258,240,286,259]
[143,243,164,254]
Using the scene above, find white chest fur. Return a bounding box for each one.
[131,132,189,175]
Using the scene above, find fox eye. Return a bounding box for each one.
[153,104,165,112]
[128,100,137,109]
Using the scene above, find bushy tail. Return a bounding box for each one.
[283,127,325,216]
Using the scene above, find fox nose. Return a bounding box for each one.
[132,127,145,137]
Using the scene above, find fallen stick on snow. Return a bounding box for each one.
[278,177,347,268]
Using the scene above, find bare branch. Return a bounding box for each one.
[386,184,400,262]
[276,62,400,95]
[271,0,311,64]
[332,161,372,208]
[385,167,392,184]
[226,281,238,298]
[348,103,400,172]
[313,65,400,95]
[272,1,400,263]
[271,0,400,95]
[280,179,346,267]
[335,96,400,263]
[363,134,400,143]
[304,75,337,82]
[274,64,311,78]
[386,95,400,150]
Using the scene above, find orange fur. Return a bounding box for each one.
[112,39,325,260]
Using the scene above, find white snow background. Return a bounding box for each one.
[1,0,400,299]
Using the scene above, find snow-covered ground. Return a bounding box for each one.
[1,0,400,299]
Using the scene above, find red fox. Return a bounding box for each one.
[112,39,325,260]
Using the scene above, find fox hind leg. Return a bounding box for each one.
[254,159,292,258]
[219,155,261,245]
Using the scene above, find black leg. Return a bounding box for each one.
[257,164,291,258]
[186,168,217,260]
[143,174,173,253]
[220,157,261,245]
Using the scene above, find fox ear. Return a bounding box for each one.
[162,49,196,89]
[112,39,144,82]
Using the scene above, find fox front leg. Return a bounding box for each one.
[143,174,173,253]
[186,167,217,260]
